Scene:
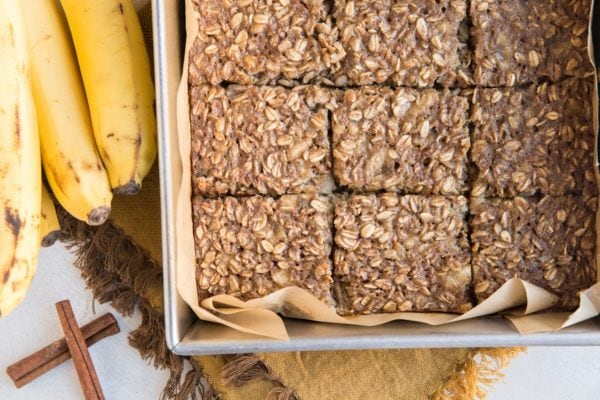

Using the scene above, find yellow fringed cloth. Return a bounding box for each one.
[198,348,524,400]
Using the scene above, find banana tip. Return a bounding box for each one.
[41,231,61,247]
[87,206,111,226]
[114,180,142,195]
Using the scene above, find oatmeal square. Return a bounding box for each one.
[193,195,334,302]
[471,0,594,86]
[470,196,597,309]
[470,78,596,198]
[334,193,472,315]
[188,0,341,85]
[332,0,470,87]
[190,85,334,196]
[332,87,469,195]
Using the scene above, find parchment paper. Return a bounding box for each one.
[175,0,600,339]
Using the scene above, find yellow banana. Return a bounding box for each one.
[0,0,41,316]
[40,184,61,247]
[23,0,113,226]
[60,0,157,195]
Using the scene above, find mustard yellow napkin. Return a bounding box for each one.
[195,348,523,400]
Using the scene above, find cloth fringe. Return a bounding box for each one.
[222,354,273,387]
[185,357,221,400]
[222,348,523,400]
[432,347,526,400]
[266,387,299,400]
[222,354,298,399]
[57,208,211,400]
[170,359,214,400]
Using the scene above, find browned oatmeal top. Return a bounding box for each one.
[332,87,469,195]
[470,78,597,198]
[193,195,334,302]
[332,0,470,87]
[190,84,334,196]
[188,0,599,312]
[189,0,343,86]
[334,193,472,314]
[471,195,597,310]
[471,0,594,86]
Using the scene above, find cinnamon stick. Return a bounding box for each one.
[6,313,119,388]
[55,300,105,400]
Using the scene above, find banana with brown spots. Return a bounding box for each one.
[23,0,113,225]
[0,0,41,316]
[61,0,157,195]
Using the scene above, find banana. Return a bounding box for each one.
[0,0,41,316]
[23,0,113,226]
[40,184,61,247]
[60,0,157,195]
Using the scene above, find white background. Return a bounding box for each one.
[1,245,600,400]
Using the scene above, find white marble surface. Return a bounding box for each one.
[1,244,600,399]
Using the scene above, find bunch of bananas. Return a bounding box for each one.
[0,0,156,316]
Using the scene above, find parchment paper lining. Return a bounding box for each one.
[175,0,600,339]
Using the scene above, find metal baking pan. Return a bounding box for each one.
[154,0,600,355]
